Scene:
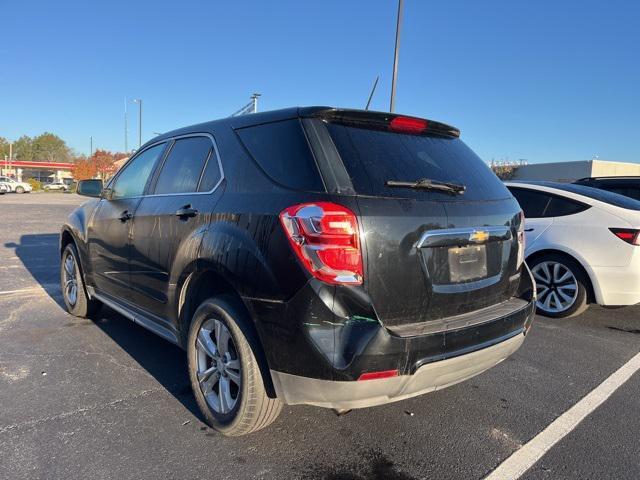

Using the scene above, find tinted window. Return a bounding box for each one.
[154,137,212,194]
[545,196,589,217]
[198,147,222,192]
[112,143,165,199]
[600,185,640,201]
[508,187,551,218]
[236,119,323,191]
[530,182,640,211]
[326,124,508,200]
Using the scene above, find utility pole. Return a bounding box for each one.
[390,0,404,112]
[134,99,142,148]
[124,97,128,153]
[90,136,93,157]
[9,142,12,175]
[251,93,261,113]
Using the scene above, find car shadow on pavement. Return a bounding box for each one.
[92,306,203,419]
[4,233,66,308]
[7,233,203,420]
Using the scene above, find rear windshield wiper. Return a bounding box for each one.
[385,178,466,195]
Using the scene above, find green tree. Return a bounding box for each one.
[13,135,34,161]
[0,137,9,158]
[32,132,72,162]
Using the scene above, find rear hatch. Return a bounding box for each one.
[311,110,523,328]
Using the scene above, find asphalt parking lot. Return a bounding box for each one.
[1,193,639,480]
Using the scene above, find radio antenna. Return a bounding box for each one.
[365,76,379,110]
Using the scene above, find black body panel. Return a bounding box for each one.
[62,106,535,387]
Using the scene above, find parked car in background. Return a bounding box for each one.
[44,180,70,192]
[0,176,33,193]
[0,183,8,194]
[62,107,536,436]
[506,181,640,318]
[573,176,640,201]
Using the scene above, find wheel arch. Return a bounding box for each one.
[177,266,277,398]
[526,247,599,304]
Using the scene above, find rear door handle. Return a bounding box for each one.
[175,206,198,219]
[119,210,133,222]
[524,228,535,232]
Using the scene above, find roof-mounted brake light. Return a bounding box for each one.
[389,116,428,134]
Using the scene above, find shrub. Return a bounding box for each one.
[26,178,42,191]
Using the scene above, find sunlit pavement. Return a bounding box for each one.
[1,193,638,480]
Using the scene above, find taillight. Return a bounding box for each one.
[517,210,526,267]
[279,202,363,285]
[610,228,640,246]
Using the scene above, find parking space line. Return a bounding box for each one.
[485,351,640,480]
[0,285,58,296]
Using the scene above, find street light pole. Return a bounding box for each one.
[124,97,128,153]
[134,99,142,148]
[390,0,404,113]
[90,136,93,157]
[251,93,261,113]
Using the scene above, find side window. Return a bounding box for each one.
[601,184,640,201]
[198,146,222,192]
[112,143,166,199]
[153,136,212,194]
[508,188,551,218]
[236,119,324,191]
[545,196,589,217]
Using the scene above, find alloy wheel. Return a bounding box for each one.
[62,252,78,306]
[195,318,242,415]
[531,260,578,313]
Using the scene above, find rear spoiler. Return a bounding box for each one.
[306,109,460,138]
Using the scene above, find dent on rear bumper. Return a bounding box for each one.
[271,333,525,409]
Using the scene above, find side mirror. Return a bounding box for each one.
[76,179,103,198]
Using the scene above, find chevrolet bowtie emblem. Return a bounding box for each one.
[470,230,489,242]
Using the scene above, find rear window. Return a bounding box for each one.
[533,182,640,211]
[326,124,508,200]
[236,119,324,191]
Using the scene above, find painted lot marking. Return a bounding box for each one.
[485,351,640,480]
[0,284,59,297]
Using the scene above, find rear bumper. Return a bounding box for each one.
[271,332,525,409]
[591,263,640,306]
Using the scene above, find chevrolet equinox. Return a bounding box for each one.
[62,107,536,436]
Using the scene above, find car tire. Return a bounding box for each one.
[529,253,589,318]
[60,243,101,318]
[15,186,25,194]
[187,296,282,436]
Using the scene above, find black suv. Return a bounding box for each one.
[573,176,640,201]
[62,107,535,435]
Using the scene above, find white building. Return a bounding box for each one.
[510,160,640,183]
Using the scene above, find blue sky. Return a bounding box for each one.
[1,0,639,163]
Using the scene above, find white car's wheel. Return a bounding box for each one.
[529,253,589,318]
[15,186,25,194]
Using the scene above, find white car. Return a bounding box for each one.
[43,180,70,191]
[0,176,33,193]
[506,181,640,318]
[0,183,8,194]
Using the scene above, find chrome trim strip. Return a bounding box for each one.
[91,291,180,345]
[104,132,225,200]
[417,226,511,249]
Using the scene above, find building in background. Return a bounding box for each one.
[0,160,74,182]
[510,160,640,183]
